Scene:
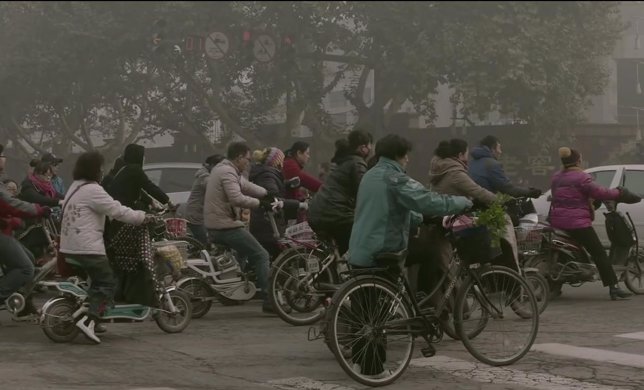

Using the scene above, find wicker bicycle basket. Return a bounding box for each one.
[514,226,545,255]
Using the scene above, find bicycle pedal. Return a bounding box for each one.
[421,345,436,358]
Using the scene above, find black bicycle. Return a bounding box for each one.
[324,215,539,387]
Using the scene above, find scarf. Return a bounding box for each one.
[29,174,57,198]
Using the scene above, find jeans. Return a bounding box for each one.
[0,234,35,300]
[209,227,270,302]
[564,227,618,287]
[188,223,209,247]
[67,255,117,318]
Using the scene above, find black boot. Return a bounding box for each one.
[609,285,632,301]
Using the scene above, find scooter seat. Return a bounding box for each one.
[541,226,572,239]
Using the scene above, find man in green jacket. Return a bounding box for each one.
[348,134,473,269]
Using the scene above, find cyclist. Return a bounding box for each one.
[282,141,322,222]
[204,142,280,314]
[308,130,372,255]
[347,134,472,377]
[409,138,500,295]
[0,144,51,311]
[467,135,542,266]
[249,147,306,259]
[60,151,150,344]
[549,147,635,300]
[104,144,169,211]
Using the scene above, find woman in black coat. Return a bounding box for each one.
[249,147,302,259]
[307,130,372,255]
[104,144,169,210]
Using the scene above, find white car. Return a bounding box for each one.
[532,165,644,246]
[143,162,203,205]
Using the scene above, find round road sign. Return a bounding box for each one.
[204,32,230,60]
[253,34,277,63]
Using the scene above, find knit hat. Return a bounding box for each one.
[559,147,581,168]
[264,147,285,168]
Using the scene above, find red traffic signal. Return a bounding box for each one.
[242,31,252,46]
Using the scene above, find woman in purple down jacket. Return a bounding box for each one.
[549,147,632,300]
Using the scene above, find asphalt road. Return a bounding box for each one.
[1,282,643,390]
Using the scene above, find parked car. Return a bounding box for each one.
[532,165,644,246]
[142,162,202,205]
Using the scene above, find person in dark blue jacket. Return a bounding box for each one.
[468,135,541,198]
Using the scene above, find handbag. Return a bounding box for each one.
[56,183,91,277]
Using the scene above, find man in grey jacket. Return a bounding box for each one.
[182,154,225,246]
[204,142,274,313]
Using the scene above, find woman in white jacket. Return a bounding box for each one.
[60,152,149,344]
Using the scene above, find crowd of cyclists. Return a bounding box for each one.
[0,128,639,344]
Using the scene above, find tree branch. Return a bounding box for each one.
[53,104,91,150]
[10,117,48,154]
[3,123,34,158]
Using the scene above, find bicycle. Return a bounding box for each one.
[324,214,539,387]
[266,212,348,326]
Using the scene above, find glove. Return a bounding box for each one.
[259,195,275,211]
[527,187,543,198]
[455,196,474,212]
[40,206,52,217]
[143,214,157,224]
[617,186,642,204]
[271,199,285,211]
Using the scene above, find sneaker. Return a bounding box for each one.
[75,315,101,344]
[95,322,107,334]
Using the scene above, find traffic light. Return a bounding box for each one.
[242,30,252,47]
[281,33,296,62]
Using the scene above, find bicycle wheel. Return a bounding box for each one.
[269,247,335,326]
[624,250,644,294]
[455,265,538,366]
[327,275,414,387]
[520,271,549,315]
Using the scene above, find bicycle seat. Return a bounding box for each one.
[541,226,571,238]
[375,249,408,268]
